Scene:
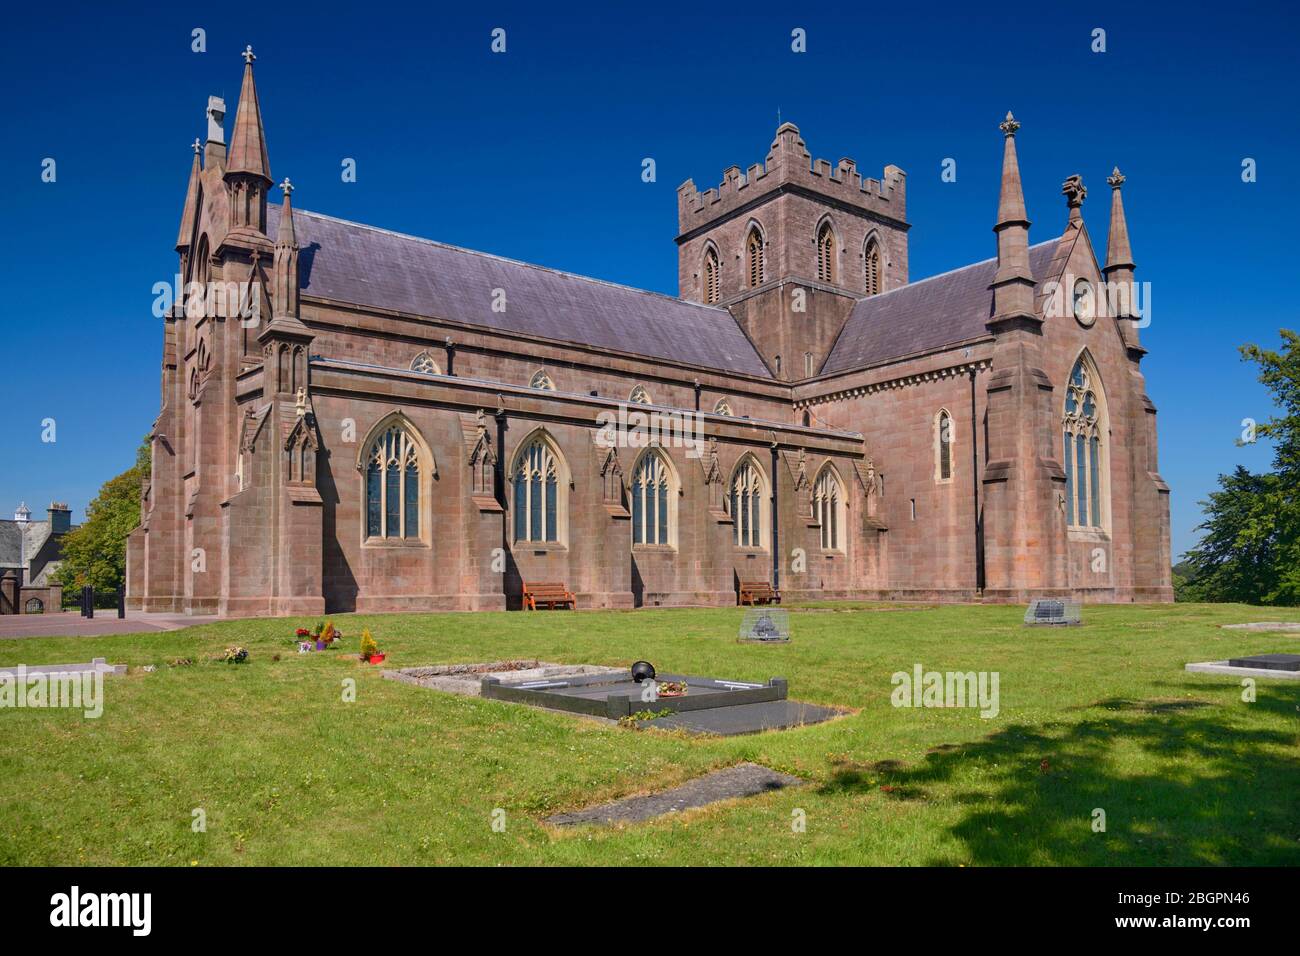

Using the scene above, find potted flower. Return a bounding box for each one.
[656,680,687,698]
[320,620,343,649]
[359,629,384,664]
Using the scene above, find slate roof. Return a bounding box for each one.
[0,521,20,567]
[268,207,773,379]
[822,240,1061,374]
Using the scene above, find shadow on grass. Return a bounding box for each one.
[820,688,1300,865]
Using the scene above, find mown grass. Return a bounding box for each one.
[0,602,1296,866]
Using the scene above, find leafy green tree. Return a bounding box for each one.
[55,437,151,593]
[1184,331,1300,605]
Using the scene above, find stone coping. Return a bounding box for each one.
[382,660,623,697]
[0,657,127,677]
[1185,661,1300,681]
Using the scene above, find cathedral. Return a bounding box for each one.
[126,49,1172,616]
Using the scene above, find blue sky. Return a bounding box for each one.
[1,1,1296,559]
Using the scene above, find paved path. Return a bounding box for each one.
[0,612,221,640]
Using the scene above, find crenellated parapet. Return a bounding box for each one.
[676,122,907,235]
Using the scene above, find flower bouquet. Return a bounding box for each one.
[656,680,687,698]
[223,646,249,664]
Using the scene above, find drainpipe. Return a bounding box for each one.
[770,443,780,589]
[444,337,456,376]
[693,378,701,412]
[970,367,984,593]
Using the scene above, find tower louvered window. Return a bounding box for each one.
[747,230,764,287]
[817,223,836,282]
[864,237,881,296]
[703,249,720,304]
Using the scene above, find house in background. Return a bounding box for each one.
[0,502,74,614]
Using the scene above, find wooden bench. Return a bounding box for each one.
[523,581,575,611]
[738,580,781,606]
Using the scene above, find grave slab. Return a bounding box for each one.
[639,699,844,736]
[1185,660,1300,680]
[545,762,803,826]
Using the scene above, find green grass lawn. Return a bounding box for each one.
[1,603,1297,866]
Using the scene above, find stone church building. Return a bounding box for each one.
[126,49,1172,616]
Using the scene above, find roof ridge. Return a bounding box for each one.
[855,238,1060,305]
[284,206,736,318]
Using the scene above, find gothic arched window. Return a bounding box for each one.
[1063,356,1106,529]
[512,433,565,544]
[813,465,846,552]
[729,456,768,548]
[817,221,836,283]
[411,351,439,375]
[935,409,954,482]
[864,235,882,296]
[714,399,734,417]
[629,385,651,405]
[631,450,674,546]
[746,228,764,287]
[364,422,424,540]
[703,247,720,304]
[530,369,556,391]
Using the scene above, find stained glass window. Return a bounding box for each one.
[364,423,422,540]
[730,458,765,548]
[514,436,562,543]
[1062,357,1105,530]
[813,467,845,551]
[632,451,673,545]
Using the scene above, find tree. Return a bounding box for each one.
[55,437,151,593]
[1183,331,1300,605]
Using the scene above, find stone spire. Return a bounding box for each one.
[222,46,273,249]
[176,140,202,252]
[990,112,1037,325]
[272,178,300,320]
[1104,167,1134,276]
[226,46,271,182]
[1104,167,1142,353]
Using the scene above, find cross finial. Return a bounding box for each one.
[242,44,256,65]
[1107,166,1126,189]
[279,177,293,196]
[192,138,202,155]
[999,111,1020,136]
